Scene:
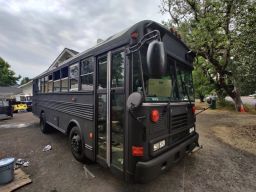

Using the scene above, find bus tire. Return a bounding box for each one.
[69,126,87,163]
[40,113,50,134]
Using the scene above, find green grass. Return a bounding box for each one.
[217,100,256,114]
[217,100,236,111]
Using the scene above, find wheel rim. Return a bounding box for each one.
[71,133,81,153]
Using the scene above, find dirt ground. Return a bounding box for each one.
[0,111,256,192]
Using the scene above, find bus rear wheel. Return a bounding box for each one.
[69,126,87,163]
[40,113,50,134]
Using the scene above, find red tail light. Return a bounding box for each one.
[132,146,144,157]
[192,105,196,114]
[131,31,138,39]
[151,109,160,123]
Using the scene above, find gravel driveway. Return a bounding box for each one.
[0,112,255,192]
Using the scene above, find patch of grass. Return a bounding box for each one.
[217,100,256,114]
[217,100,236,111]
[244,104,256,115]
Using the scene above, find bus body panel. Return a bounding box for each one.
[33,92,95,161]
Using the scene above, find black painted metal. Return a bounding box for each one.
[32,20,198,183]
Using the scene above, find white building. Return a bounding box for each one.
[18,80,33,96]
[19,48,79,96]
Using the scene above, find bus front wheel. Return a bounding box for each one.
[69,126,87,163]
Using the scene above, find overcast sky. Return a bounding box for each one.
[0,0,168,80]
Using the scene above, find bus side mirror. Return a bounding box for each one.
[147,40,167,78]
[127,92,143,110]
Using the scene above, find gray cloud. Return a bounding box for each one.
[0,0,168,79]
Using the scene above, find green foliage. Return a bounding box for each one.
[0,57,21,86]
[230,3,256,95]
[160,0,256,109]
[193,57,214,101]
[20,77,31,85]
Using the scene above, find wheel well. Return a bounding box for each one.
[40,110,44,116]
[67,121,78,136]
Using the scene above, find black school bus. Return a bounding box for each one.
[33,20,199,183]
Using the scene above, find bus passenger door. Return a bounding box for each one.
[96,50,125,171]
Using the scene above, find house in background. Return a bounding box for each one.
[18,80,33,96]
[0,86,22,99]
[19,48,79,96]
[48,48,79,71]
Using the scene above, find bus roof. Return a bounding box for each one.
[34,20,191,79]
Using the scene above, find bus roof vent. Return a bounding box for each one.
[97,38,104,44]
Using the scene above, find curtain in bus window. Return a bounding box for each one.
[69,63,79,91]
[112,52,124,88]
[81,57,94,91]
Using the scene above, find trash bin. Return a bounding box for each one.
[206,96,217,109]
[0,157,15,185]
[210,96,217,109]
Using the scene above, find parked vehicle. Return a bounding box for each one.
[249,92,256,97]
[33,20,198,182]
[12,102,28,113]
[0,99,13,119]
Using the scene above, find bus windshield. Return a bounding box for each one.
[132,52,194,102]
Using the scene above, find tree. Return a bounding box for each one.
[160,0,256,111]
[231,4,256,96]
[20,77,31,85]
[0,57,21,86]
[193,58,215,102]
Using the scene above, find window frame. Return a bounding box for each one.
[111,51,125,88]
[97,56,108,91]
[53,70,61,93]
[80,57,94,91]
[69,62,79,92]
[60,66,69,92]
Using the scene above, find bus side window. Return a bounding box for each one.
[40,78,44,93]
[132,52,142,92]
[61,66,69,92]
[69,63,79,91]
[37,79,40,93]
[44,76,49,93]
[48,74,53,93]
[53,70,61,92]
[98,57,107,89]
[111,52,124,88]
[81,57,94,91]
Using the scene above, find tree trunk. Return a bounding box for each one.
[199,94,205,102]
[225,86,244,112]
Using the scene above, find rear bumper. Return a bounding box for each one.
[135,133,199,183]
